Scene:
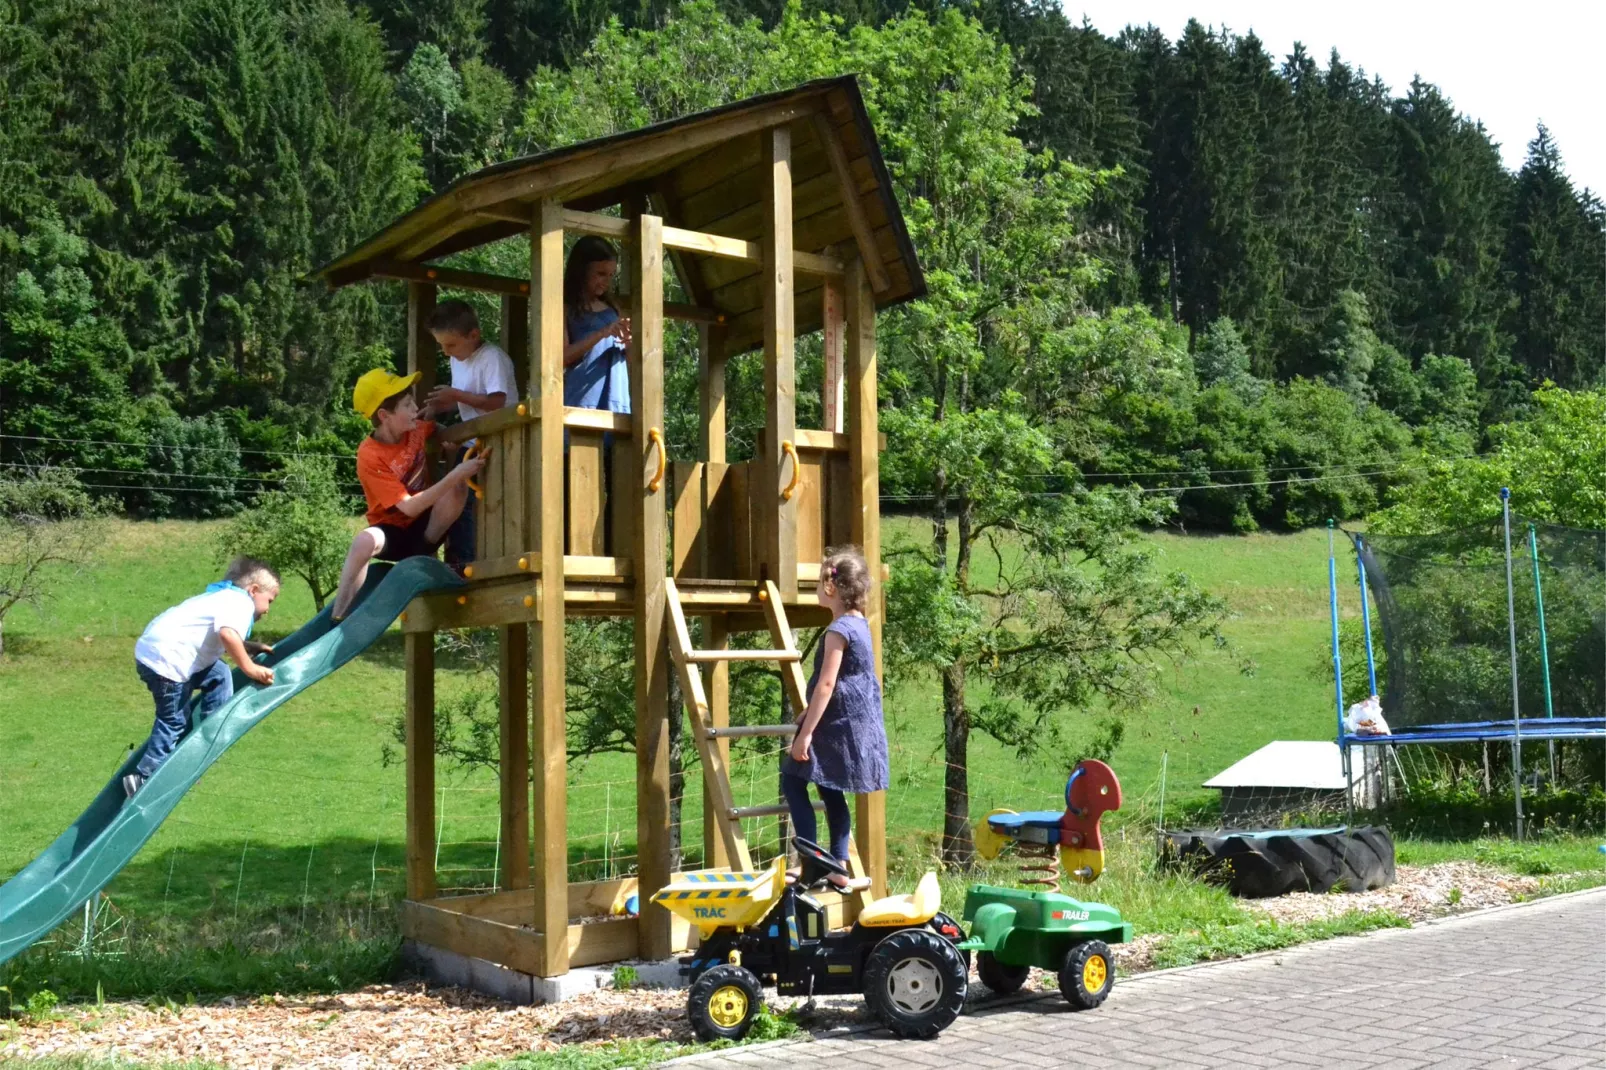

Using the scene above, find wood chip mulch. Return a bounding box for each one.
[0,862,1576,1069]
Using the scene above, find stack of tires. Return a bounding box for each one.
[1163,826,1395,898]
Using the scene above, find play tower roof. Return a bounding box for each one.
[315,75,924,352]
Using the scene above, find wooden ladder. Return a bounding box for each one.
[664,578,874,910]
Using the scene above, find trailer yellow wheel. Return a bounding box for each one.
[1059,940,1114,1010]
[688,964,763,1041]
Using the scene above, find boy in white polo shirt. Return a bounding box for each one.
[125,557,280,798]
[423,299,517,566]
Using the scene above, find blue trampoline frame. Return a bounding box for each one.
[1329,494,1605,837]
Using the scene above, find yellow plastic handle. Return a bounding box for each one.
[463,443,485,500]
[647,427,666,493]
[780,439,800,501]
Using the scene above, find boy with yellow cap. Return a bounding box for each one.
[331,369,487,619]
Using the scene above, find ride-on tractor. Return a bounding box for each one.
[958,759,1133,1008]
[652,837,968,1041]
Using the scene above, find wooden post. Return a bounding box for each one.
[404,631,437,901]
[501,293,530,401]
[762,125,797,601]
[845,258,887,899]
[699,323,727,463]
[631,207,674,958]
[698,325,731,870]
[822,277,845,434]
[702,613,731,870]
[407,282,438,395]
[530,198,569,977]
[498,624,530,890]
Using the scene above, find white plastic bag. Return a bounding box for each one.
[1345,694,1391,736]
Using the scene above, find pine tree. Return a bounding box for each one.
[1383,78,1510,371]
[1504,126,1606,388]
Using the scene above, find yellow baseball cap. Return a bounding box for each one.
[353,368,420,419]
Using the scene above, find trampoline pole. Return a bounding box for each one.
[1355,539,1379,698]
[1329,522,1353,825]
[1528,524,1557,784]
[1501,489,1525,840]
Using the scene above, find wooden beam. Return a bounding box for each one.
[402,579,539,631]
[703,613,730,869]
[400,901,547,976]
[666,302,727,325]
[845,257,887,899]
[562,408,633,433]
[822,274,845,434]
[562,208,630,239]
[811,114,891,293]
[499,624,530,891]
[763,126,798,602]
[387,258,532,297]
[530,198,569,978]
[437,403,531,445]
[501,294,530,401]
[406,282,438,402]
[404,632,436,900]
[630,205,675,960]
[700,323,727,464]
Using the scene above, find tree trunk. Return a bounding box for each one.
[941,659,972,867]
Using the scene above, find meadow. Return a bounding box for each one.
[2,519,1599,1008]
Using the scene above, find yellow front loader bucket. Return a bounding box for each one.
[652,857,786,939]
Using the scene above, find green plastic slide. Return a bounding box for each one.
[0,557,461,966]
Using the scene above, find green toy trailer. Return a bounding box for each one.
[957,884,1131,1007]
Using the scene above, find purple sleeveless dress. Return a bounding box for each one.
[781,614,890,794]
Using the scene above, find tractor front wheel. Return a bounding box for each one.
[688,964,763,1041]
[863,928,968,1038]
[1058,940,1114,1010]
[976,950,1030,995]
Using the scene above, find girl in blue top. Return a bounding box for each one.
[563,236,632,414]
[782,547,889,891]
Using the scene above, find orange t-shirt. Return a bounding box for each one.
[356,421,435,526]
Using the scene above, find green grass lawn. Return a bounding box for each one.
[2,519,1599,1008]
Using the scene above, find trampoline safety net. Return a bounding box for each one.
[1352,518,1604,730]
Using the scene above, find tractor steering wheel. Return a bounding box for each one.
[791,836,851,883]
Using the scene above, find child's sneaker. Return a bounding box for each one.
[121,773,145,799]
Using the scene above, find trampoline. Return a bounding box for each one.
[1327,490,1605,836]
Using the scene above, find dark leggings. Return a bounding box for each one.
[781,772,852,863]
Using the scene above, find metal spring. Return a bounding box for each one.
[1016,841,1060,890]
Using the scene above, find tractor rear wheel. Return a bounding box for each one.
[1058,940,1114,1010]
[976,950,1030,994]
[863,928,968,1038]
[688,964,763,1041]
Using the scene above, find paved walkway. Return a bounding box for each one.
[673,890,1606,1069]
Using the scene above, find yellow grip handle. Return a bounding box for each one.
[463,443,485,500]
[647,427,666,493]
[780,439,800,501]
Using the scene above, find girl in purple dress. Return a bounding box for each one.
[782,547,890,891]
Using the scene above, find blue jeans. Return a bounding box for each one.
[781,773,852,863]
[446,492,476,565]
[134,659,233,778]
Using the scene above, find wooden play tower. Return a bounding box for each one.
[316,77,924,983]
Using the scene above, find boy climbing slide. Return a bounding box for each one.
[331,368,487,620]
[125,558,280,798]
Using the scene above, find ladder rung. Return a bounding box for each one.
[707,724,797,739]
[686,649,800,663]
[730,801,824,820]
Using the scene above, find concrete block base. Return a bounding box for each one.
[401,940,689,1004]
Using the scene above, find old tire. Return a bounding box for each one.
[863,928,969,1038]
[976,950,1030,995]
[688,964,763,1042]
[1163,826,1395,898]
[1058,940,1114,1010]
